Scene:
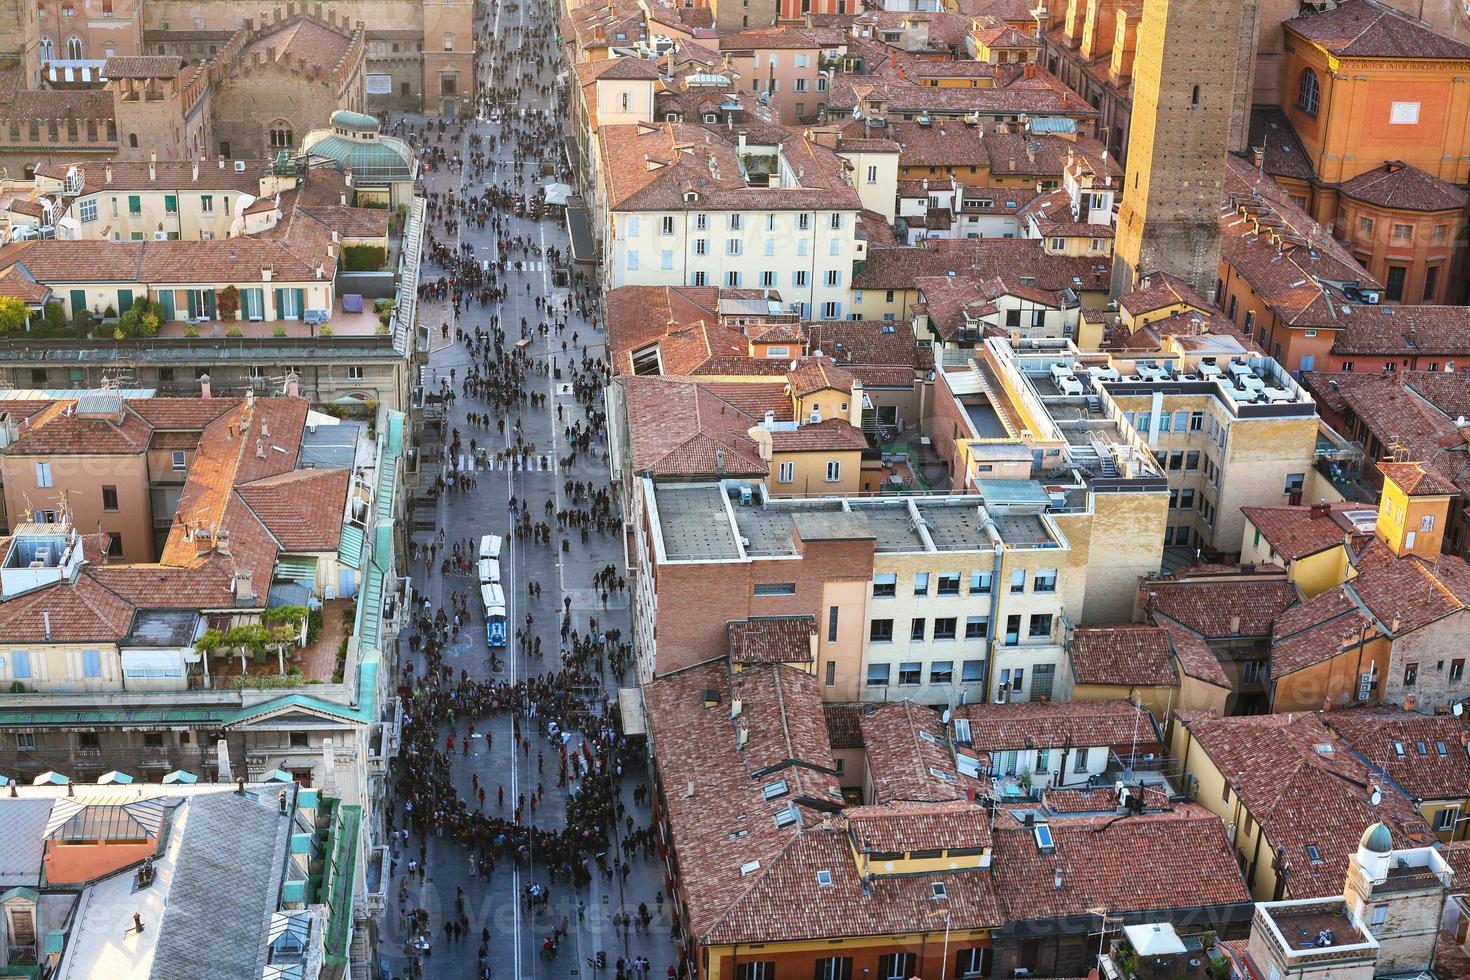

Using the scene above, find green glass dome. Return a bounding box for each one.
[329,109,381,133]
[1359,822,1392,855]
[300,125,416,182]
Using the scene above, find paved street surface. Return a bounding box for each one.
[376,0,677,976]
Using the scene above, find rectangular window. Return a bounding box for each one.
[824,659,836,687]
[660,250,673,270]
[866,165,878,184]
[725,271,742,288]
[913,572,930,596]
[911,617,926,641]
[965,616,989,640]
[1386,266,1407,302]
[729,214,743,231]
[15,733,34,751]
[870,619,894,642]
[898,662,922,685]
[1009,569,1025,593]
[815,956,854,980]
[735,964,775,980]
[955,949,986,979]
[825,460,841,482]
[82,649,101,678]
[753,583,795,596]
[930,660,954,684]
[693,239,708,255]
[777,461,795,483]
[11,650,31,679]
[101,485,118,511]
[660,215,675,235]
[79,198,97,222]
[879,953,917,980]
[164,194,177,214]
[35,462,53,488]
[872,573,897,598]
[626,250,639,271]
[937,573,961,596]
[1073,746,1091,773]
[1392,223,1413,242]
[1029,614,1053,638]
[1031,663,1055,700]
[200,194,213,213]
[1405,662,1419,688]
[726,239,742,256]
[1033,569,1057,592]
[969,571,992,594]
[866,662,891,687]
[1452,659,1464,682]
[172,449,187,470]
[933,617,957,640]
[962,659,984,683]
[1005,615,1021,645]
[827,606,839,644]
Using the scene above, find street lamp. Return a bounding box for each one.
[927,906,952,980]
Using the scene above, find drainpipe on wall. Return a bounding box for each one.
[979,508,1005,704]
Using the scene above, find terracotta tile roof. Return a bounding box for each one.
[853,238,1111,293]
[688,380,792,420]
[1284,0,1470,59]
[823,703,865,749]
[0,266,50,304]
[235,467,350,551]
[859,701,979,803]
[952,699,1161,753]
[1323,708,1470,803]
[598,122,862,213]
[1339,161,1468,212]
[1329,306,1470,357]
[802,319,924,371]
[847,799,993,852]
[2,241,145,282]
[245,17,354,70]
[1270,583,1376,679]
[6,401,152,455]
[1119,271,1210,317]
[1068,625,1178,687]
[916,274,1069,341]
[1242,503,1373,561]
[843,116,991,169]
[768,418,868,452]
[1163,625,1232,687]
[574,56,662,85]
[788,356,855,398]
[101,56,185,79]
[1177,710,1436,897]
[0,569,134,643]
[125,397,238,431]
[698,820,1003,944]
[643,659,845,942]
[605,285,722,373]
[1220,155,1377,328]
[1378,460,1458,496]
[0,87,114,124]
[621,375,768,478]
[1143,572,1300,639]
[1247,107,1316,183]
[991,804,1250,921]
[1350,542,1470,634]
[726,616,816,664]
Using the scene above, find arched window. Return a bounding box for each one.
[1297,68,1320,117]
[38,36,53,63]
[268,126,293,149]
[442,32,454,51]
[1191,84,1200,107]
[128,132,137,148]
[65,34,82,59]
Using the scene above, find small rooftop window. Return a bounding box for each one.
[1393,741,1406,757]
[816,869,833,887]
[1034,823,1054,853]
[740,860,760,876]
[1306,844,1324,865]
[931,882,947,899]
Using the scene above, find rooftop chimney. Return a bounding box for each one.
[1405,693,1419,712]
[191,160,199,182]
[1228,614,1240,634]
[105,164,113,184]
[234,569,254,604]
[285,370,299,398]
[42,611,51,641]
[199,373,211,398]
[148,152,156,181]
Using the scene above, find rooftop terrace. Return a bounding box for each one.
[648,480,1064,562]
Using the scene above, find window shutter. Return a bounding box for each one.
[204,289,217,318]
[274,288,284,318]
[164,194,177,213]
[185,290,198,319]
[293,288,306,315]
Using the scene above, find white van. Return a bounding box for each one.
[478,534,503,560]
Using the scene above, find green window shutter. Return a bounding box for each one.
[127,195,140,214]
[204,289,217,319]
[164,195,177,213]
[117,288,133,313]
[68,289,86,315]
[274,288,284,318]
[158,290,175,320]
[185,290,198,319]
[293,288,306,315]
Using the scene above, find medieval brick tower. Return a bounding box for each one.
[1111,0,1253,300]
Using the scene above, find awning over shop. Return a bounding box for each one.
[566,204,596,265]
[617,687,646,736]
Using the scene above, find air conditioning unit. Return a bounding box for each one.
[234,160,247,172]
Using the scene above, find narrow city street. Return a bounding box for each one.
[377,0,675,975]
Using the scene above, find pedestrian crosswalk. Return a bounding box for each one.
[457,453,557,472]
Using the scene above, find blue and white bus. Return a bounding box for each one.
[482,582,507,648]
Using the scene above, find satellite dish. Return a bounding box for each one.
[941,709,951,724]
[1370,788,1382,806]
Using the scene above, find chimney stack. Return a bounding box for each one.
[1405,693,1419,713]
[199,373,211,398]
